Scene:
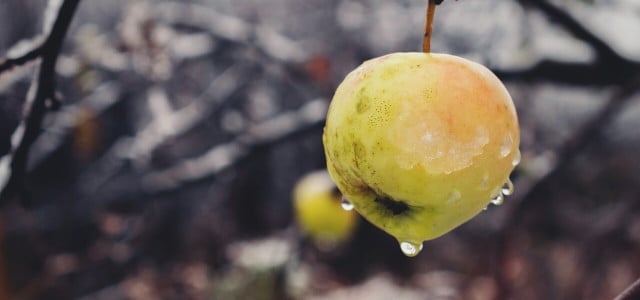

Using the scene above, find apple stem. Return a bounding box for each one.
[423,0,437,53]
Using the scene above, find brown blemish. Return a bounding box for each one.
[357,96,370,114]
[352,141,366,170]
[375,195,410,215]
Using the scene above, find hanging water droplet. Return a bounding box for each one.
[501,179,514,196]
[500,134,513,158]
[341,197,354,211]
[447,190,461,203]
[399,241,423,257]
[491,193,505,205]
[512,150,521,167]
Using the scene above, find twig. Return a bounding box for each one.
[496,0,640,85]
[0,0,81,205]
[74,66,245,200]
[0,46,42,75]
[501,78,640,230]
[28,82,121,169]
[140,99,328,194]
[494,60,640,86]
[153,2,307,64]
[517,0,620,61]
[126,66,244,166]
[72,98,326,208]
[615,278,640,300]
[494,77,640,298]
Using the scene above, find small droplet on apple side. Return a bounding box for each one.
[491,193,505,206]
[399,241,423,257]
[512,150,521,167]
[341,197,354,211]
[501,178,514,196]
[500,134,513,158]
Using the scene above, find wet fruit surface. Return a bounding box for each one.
[323,52,519,251]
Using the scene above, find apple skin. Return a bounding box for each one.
[293,170,358,247]
[323,52,519,245]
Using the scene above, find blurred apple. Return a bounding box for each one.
[293,170,358,248]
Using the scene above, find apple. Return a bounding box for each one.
[293,170,358,248]
[323,52,519,256]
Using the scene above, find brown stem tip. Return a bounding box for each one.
[422,0,438,53]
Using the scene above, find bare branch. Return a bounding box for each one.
[518,0,621,62]
[615,278,640,300]
[494,77,640,298]
[140,99,328,194]
[494,59,640,86]
[0,0,81,205]
[126,66,244,167]
[153,2,308,64]
[0,45,42,75]
[28,82,121,169]
[496,0,640,86]
[502,77,640,229]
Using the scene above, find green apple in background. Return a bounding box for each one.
[323,52,520,256]
[293,170,358,248]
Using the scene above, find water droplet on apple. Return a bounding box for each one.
[341,197,354,211]
[512,150,521,166]
[399,241,423,257]
[500,134,513,158]
[501,178,514,196]
[491,193,505,206]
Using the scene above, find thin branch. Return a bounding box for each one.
[28,82,121,169]
[0,0,81,205]
[517,0,621,62]
[126,66,244,167]
[494,77,640,298]
[502,77,640,229]
[615,278,640,300]
[495,0,640,86]
[140,99,328,194]
[0,46,42,74]
[494,59,640,86]
[153,2,307,64]
[73,66,245,199]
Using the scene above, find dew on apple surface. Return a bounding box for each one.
[512,150,522,166]
[399,241,423,257]
[501,178,514,196]
[491,193,505,206]
[500,133,514,158]
[341,197,354,211]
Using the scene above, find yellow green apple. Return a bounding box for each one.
[293,170,358,248]
[323,52,519,255]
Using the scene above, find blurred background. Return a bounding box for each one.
[1,0,639,299]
